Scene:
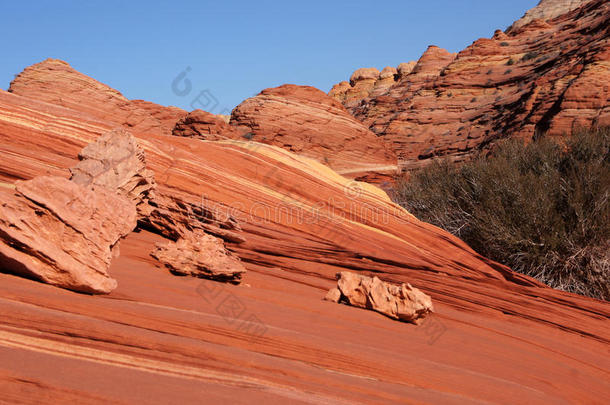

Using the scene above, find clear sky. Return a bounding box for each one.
[0,0,538,112]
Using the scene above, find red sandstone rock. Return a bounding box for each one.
[330,0,609,170]
[8,59,183,137]
[0,64,609,403]
[330,62,418,108]
[331,271,434,324]
[131,99,188,135]
[70,128,156,220]
[507,0,593,33]
[0,176,136,294]
[172,109,243,140]
[150,230,246,283]
[397,61,417,78]
[230,84,397,181]
[0,20,609,400]
[345,67,380,103]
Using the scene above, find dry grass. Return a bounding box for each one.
[392,128,610,300]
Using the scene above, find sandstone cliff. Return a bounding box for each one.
[330,0,609,169]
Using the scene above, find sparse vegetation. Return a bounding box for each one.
[506,58,515,66]
[500,42,510,47]
[521,51,539,62]
[242,132,255,140]
[392,128,610,300]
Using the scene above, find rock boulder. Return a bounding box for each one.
[328,271,434,324]
[150,230,246,284]
[0,176,137,294]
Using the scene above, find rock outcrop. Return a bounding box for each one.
[326,272,434,324]
[330,0,609,170]
[131,100,188,135]
[397,61,417,77]
[172,109,243,141]
[151,230,246,283]
[0,176,136,294]
[70,129,156,220]
[507,0,593,33]
[329,60,420,109]
[69,127,246,282]
[8,59,185,137]
[231,84,397,182]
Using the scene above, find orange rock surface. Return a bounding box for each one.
[0,176,136,294]
[173,109,244,140]
[330,0,610,169]
[0,55,609,402]
[507,0,593,32]
[8,59,186,137]
[230,84,398,182]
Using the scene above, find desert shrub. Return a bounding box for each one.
[392,128,610,300]
[500,42,510,47]
[521,51,539,62]
[506,58,515,66]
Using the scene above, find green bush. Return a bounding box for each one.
[392,128,610,300]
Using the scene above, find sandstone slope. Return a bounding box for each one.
[8,59,187,137]
[0,62,609,402]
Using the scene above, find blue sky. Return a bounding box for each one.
[0,0,537,112]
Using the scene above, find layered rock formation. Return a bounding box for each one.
[8,59,186,137]
[151,230,245,283]
[231,84,397,181]
[0,176,136,294]
[508,0,593,32]
[326,272,434,324]
[0,22,609,401]
[8,60,397,183]
[330,0,610,169]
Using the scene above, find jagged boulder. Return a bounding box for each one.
[150,230,246,284]
[0,176,137,294]
[326,271,434,324]
[70,128,156,220]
